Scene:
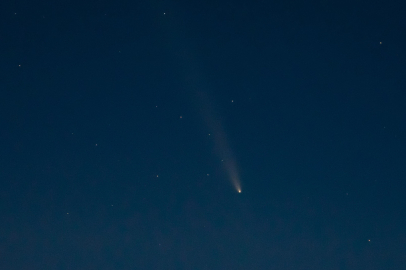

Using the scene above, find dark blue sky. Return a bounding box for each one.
[1,0,405,269]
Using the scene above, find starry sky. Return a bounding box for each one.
[1,0,405,269]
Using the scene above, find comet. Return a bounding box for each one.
[195,91,242,193]
[160,16,242,193]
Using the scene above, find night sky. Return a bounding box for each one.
[1,0,406,269]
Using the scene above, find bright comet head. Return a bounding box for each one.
[238,189,241,193]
